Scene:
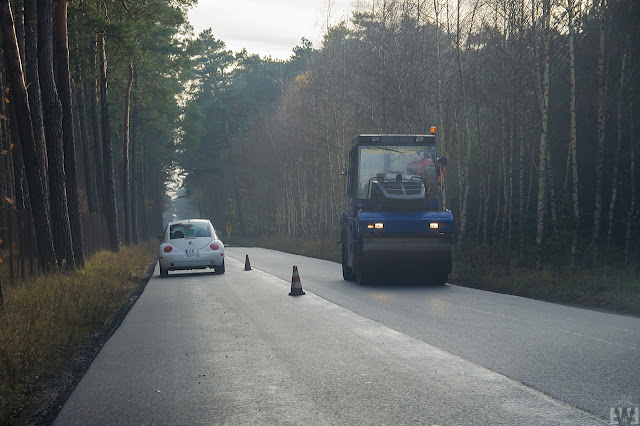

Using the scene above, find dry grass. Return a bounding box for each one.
[0,241,157,424]
[451,244,640,316]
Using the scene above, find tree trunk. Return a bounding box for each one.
[0,1,57,271]
[501,109,509,245]
[606,47,626,249]
[434,0,446,210]
[591,0,607,263]
[17,208,25,281]
[8,203,13,285]
[0,94,6,253]
[8,102,21,285]
[534,0,551,270]
[131,67,139,244]
[28,210,34,276]
[220,106,245,235]
[89,36,104,212]
[494,149,502,243]
[624,94,635,265]
[122,62,133,245]
[568,0,580,268]
[483,155,492,244]
[1,73,15,233]
[24,0,47,192]
[75,71,99,212]
[98,30,120,251]
[455,0,471,249]
[149,163,163,234]
[38,0,74,268]
[508,104,514,246]
[12,0,24,64]
[139,152,149,240]
[519,118,525,250]
[55,0,83,266]
[0,83,7,265]
[546,143,556,228]
[71,23,98,215]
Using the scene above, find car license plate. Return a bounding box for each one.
[185,249,199,257]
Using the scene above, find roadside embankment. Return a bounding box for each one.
[0,241,157,425]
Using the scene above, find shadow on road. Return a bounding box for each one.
[157,270,219,279]
[338,275,454,290]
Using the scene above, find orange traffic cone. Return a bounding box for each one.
[289,265,305,296]
[244,254,252,271]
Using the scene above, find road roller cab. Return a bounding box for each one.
[338,130,454,284]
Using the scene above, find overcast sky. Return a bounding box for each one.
[187,0,355,60]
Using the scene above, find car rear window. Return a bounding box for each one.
[170,223,211,239]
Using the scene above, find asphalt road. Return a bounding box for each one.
[224,248,640,421]
[54,248,637,424]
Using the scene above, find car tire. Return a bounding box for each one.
[353,256,367,285]
[353,240,367,285]
[160,264,168,277]
[341,239,354,281]
[215,260,225,274]
[355,266,367,285]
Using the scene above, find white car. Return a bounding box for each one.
[157,219,225,277]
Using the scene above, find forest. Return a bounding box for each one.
[0,0,194,298]
[181,0,640,272]
[0,0,639,304]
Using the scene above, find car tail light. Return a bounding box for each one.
[163,245,173,253]
[210,243,219,250]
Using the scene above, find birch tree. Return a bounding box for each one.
[591,0,607,263]
[568,0,580,267]
[434,0,447,210]
[533,0,552,269]
[454,0,471,249]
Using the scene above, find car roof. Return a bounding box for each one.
[167,219,212,226]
